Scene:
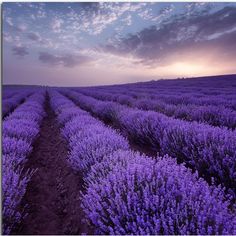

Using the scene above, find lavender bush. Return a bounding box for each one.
[49,90,129,175]
[2,91,45,234]
[77,89,236,129]
[3,120,39,143]
[2,91,33,118]
[82,151,236,235]
[63,90,236,195]
[50,89,236,235]
[68,128,129,173]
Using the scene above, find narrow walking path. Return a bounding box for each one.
[13,93,92,235]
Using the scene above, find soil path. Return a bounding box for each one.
[13,93,91,235]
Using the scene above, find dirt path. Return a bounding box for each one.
[13,93,92,235]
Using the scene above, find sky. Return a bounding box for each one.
[2,2,236,86]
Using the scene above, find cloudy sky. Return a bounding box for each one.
[3,2,236,86]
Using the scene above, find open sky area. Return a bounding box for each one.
[3,2,236,86]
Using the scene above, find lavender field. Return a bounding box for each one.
[2,74,236,235]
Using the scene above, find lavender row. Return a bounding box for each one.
[83,151,235,235]
[51,90,235,234]
[82,83,236,105]
[139,92,236,109]
[76,89,236,129]
[63,90,236,196]
[127,87,236,97]
[2,87,26,99]
[2,91,17,100]
[2,91,46,234]
[90,85,236,98]
[93,75,236,95]
[49,90,129,174]
[2,91,33,118]
[105,75,236,96]
[85,80,236,109]
[114,85,236,97]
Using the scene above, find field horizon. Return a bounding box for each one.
[3,73,236,88]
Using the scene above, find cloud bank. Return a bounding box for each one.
[38,52,92,67]
[2,2,236,86]
[101,6,236,66]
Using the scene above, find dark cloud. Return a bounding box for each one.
[28,32,41,41]
[102,6,236,65]
[38,52,92,67]
[27,32,52,47]
[79,2,99,9]
[188,6,236,36]
[12,46,29,57]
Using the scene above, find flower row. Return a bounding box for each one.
[50,90,235,234]
[2,91,45,234]
[63,90,236,196]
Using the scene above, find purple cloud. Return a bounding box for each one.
[27,32,41,41]
[5,17,27,32]
[27,32,53,48]
[102,6,236,65]
[38,52,92,67]
[12,46,29,57]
